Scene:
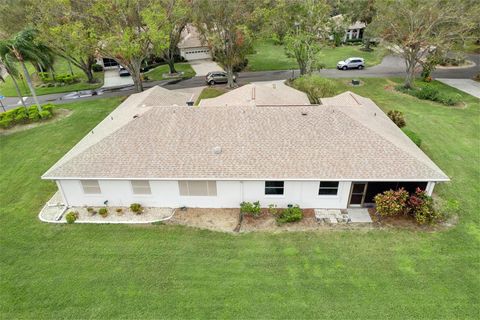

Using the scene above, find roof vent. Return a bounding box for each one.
[301,111,308,116]
[133,114,139,119]
[213,146,222,154]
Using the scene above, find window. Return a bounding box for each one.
[265,181,284,195]
[131,180,151,195]
[178,181,217,196]
[318,181,339,195]
[81,180,101,194]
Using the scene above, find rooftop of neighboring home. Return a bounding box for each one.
[198,81,311,107]
[178,25,207,49]
[42,84,448,182]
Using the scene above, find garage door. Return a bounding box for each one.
[184,48,211,60]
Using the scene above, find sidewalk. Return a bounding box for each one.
[436,79,480,99]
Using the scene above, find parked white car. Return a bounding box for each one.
[337,57,365,70]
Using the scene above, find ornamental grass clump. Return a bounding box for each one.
[130,203,143,214]
[99,207,109,217]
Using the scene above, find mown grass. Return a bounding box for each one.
[246,39,388,71]
[145,63,196,81]
[0,57,103,97]
[195,87,227,105]
[0,79,479,319]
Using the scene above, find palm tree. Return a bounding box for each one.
[0,28,53,112]
[0,57,28,110]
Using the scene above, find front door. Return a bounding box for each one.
[349,182,367,207]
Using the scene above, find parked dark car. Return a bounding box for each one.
[205,71,236,85]
[119,67,131,77]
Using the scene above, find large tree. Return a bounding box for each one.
[0,58,28,109]
[194,0,254,88]
[0,0,32,36]
[0,28,52,111]
[90,0,169,92]
[370,0,476,88]
[32,0,100,84]
[160,0,191,75]
[283,0,332,75]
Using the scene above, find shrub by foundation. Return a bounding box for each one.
[240,201,261,217]
[276,205,303,224]
[66,211,79,224]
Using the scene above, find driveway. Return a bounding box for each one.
[102,69,134,89]
[436,79,480,99]
[189,59,223,76]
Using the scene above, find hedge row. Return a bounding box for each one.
[0,104,54,129]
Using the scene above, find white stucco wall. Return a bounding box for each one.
[57,180,352,209]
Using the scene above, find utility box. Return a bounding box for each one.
[351,79,360,86]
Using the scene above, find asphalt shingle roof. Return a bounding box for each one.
[42,88,448,181]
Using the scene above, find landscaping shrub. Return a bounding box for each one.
[291,75,336,104]
[387,110,406,128]
[65,211,79,224]
[374,188,409,216]
[402,128,422,147]
[395,84,460,106]
[0,118,12,129]
[28,106,41,121]
[408,188,438,224]
[130,203,143,214]
[240,201,261,217]
[99,207,109,217]
[92,64,104,72]
[276,205,303,224]
[268,204,279,216]
[0,105,54,130]
[116,208,123,214]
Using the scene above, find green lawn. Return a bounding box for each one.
[195,87,227,105]
[0,57,103,97]
[247,39,389,71]
[1,80,479,319]
[145,63,196,81]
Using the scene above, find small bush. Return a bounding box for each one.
[0,118,13,129]
[39,110,52,119]
[395,84,460,106]
[92,64,104,72]
[86,207,94,213]
[240,201,261,217]
[290,75,336,104]
[408,188,438,224]
[28,107,40,121]
[415,85,439,101]
[387,110,406,128]
[65,211,79,224]
[130,203,143,214]
[99,207,108,217]
[268,204,279,216]
[402,128,422,147]
[116,208,123,214]
[276,205,303,224]
[374,188,409,216]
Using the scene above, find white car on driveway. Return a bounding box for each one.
[337,57,365,70]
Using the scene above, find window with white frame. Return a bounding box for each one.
[81,180,101,194]
[131,180,151,195]
[178,181,217,196]
[318,181,339,195]
[265,181,284,195]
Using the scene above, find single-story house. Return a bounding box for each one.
[331,14,367,42]
[178,25,211,61]
[42,85,449,209]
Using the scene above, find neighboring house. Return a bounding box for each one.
[178,25,211,61]
[42,85,449,209]
[331,14,366,42]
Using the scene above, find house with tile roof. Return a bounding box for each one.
[42,84,448,209]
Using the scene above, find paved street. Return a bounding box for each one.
[1,54,478,110]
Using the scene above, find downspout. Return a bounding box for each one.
[56,180,70,207]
